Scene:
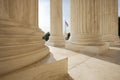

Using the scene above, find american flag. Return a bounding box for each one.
[65,20,69,27]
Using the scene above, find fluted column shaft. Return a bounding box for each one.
[69,0,103,45]
[66,0,108,54]
[0,0,38,28]
[48,0,65,47]
[0,0,49,75]
[100,0,119,42]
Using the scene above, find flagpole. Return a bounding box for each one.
[64,20,68,36]
[65,23,66,34]
[64,22,67,40]
[64,20,66,35]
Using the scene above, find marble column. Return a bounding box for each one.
[47,0,65,47]
[100,0,119,42]
[0,1,69,80]
[66,0,108,54]
[0,0,49,75]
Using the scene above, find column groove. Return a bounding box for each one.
[100,0,119,42]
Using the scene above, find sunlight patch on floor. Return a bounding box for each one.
[48,46,120,80]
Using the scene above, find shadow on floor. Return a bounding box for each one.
[79,47,120,65]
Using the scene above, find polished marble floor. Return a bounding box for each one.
[48,46,120,80]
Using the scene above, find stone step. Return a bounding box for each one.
[0,55,68,80]
[110,42,120,47]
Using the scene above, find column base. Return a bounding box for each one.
[0,46,50,75]
[0,55,68,80]
[66,41,109,55]
[105,40,120,47]
[46,36,65,47]
[102,35,119,42]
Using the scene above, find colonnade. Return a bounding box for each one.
[0,0,119,79]
[48,0,119,53]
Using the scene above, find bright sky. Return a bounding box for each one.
[118,0,120,16]
[39,0,70,33]
[39,0,120,33]
[39,0,50,33]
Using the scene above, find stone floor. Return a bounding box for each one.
[49,46,120,80]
